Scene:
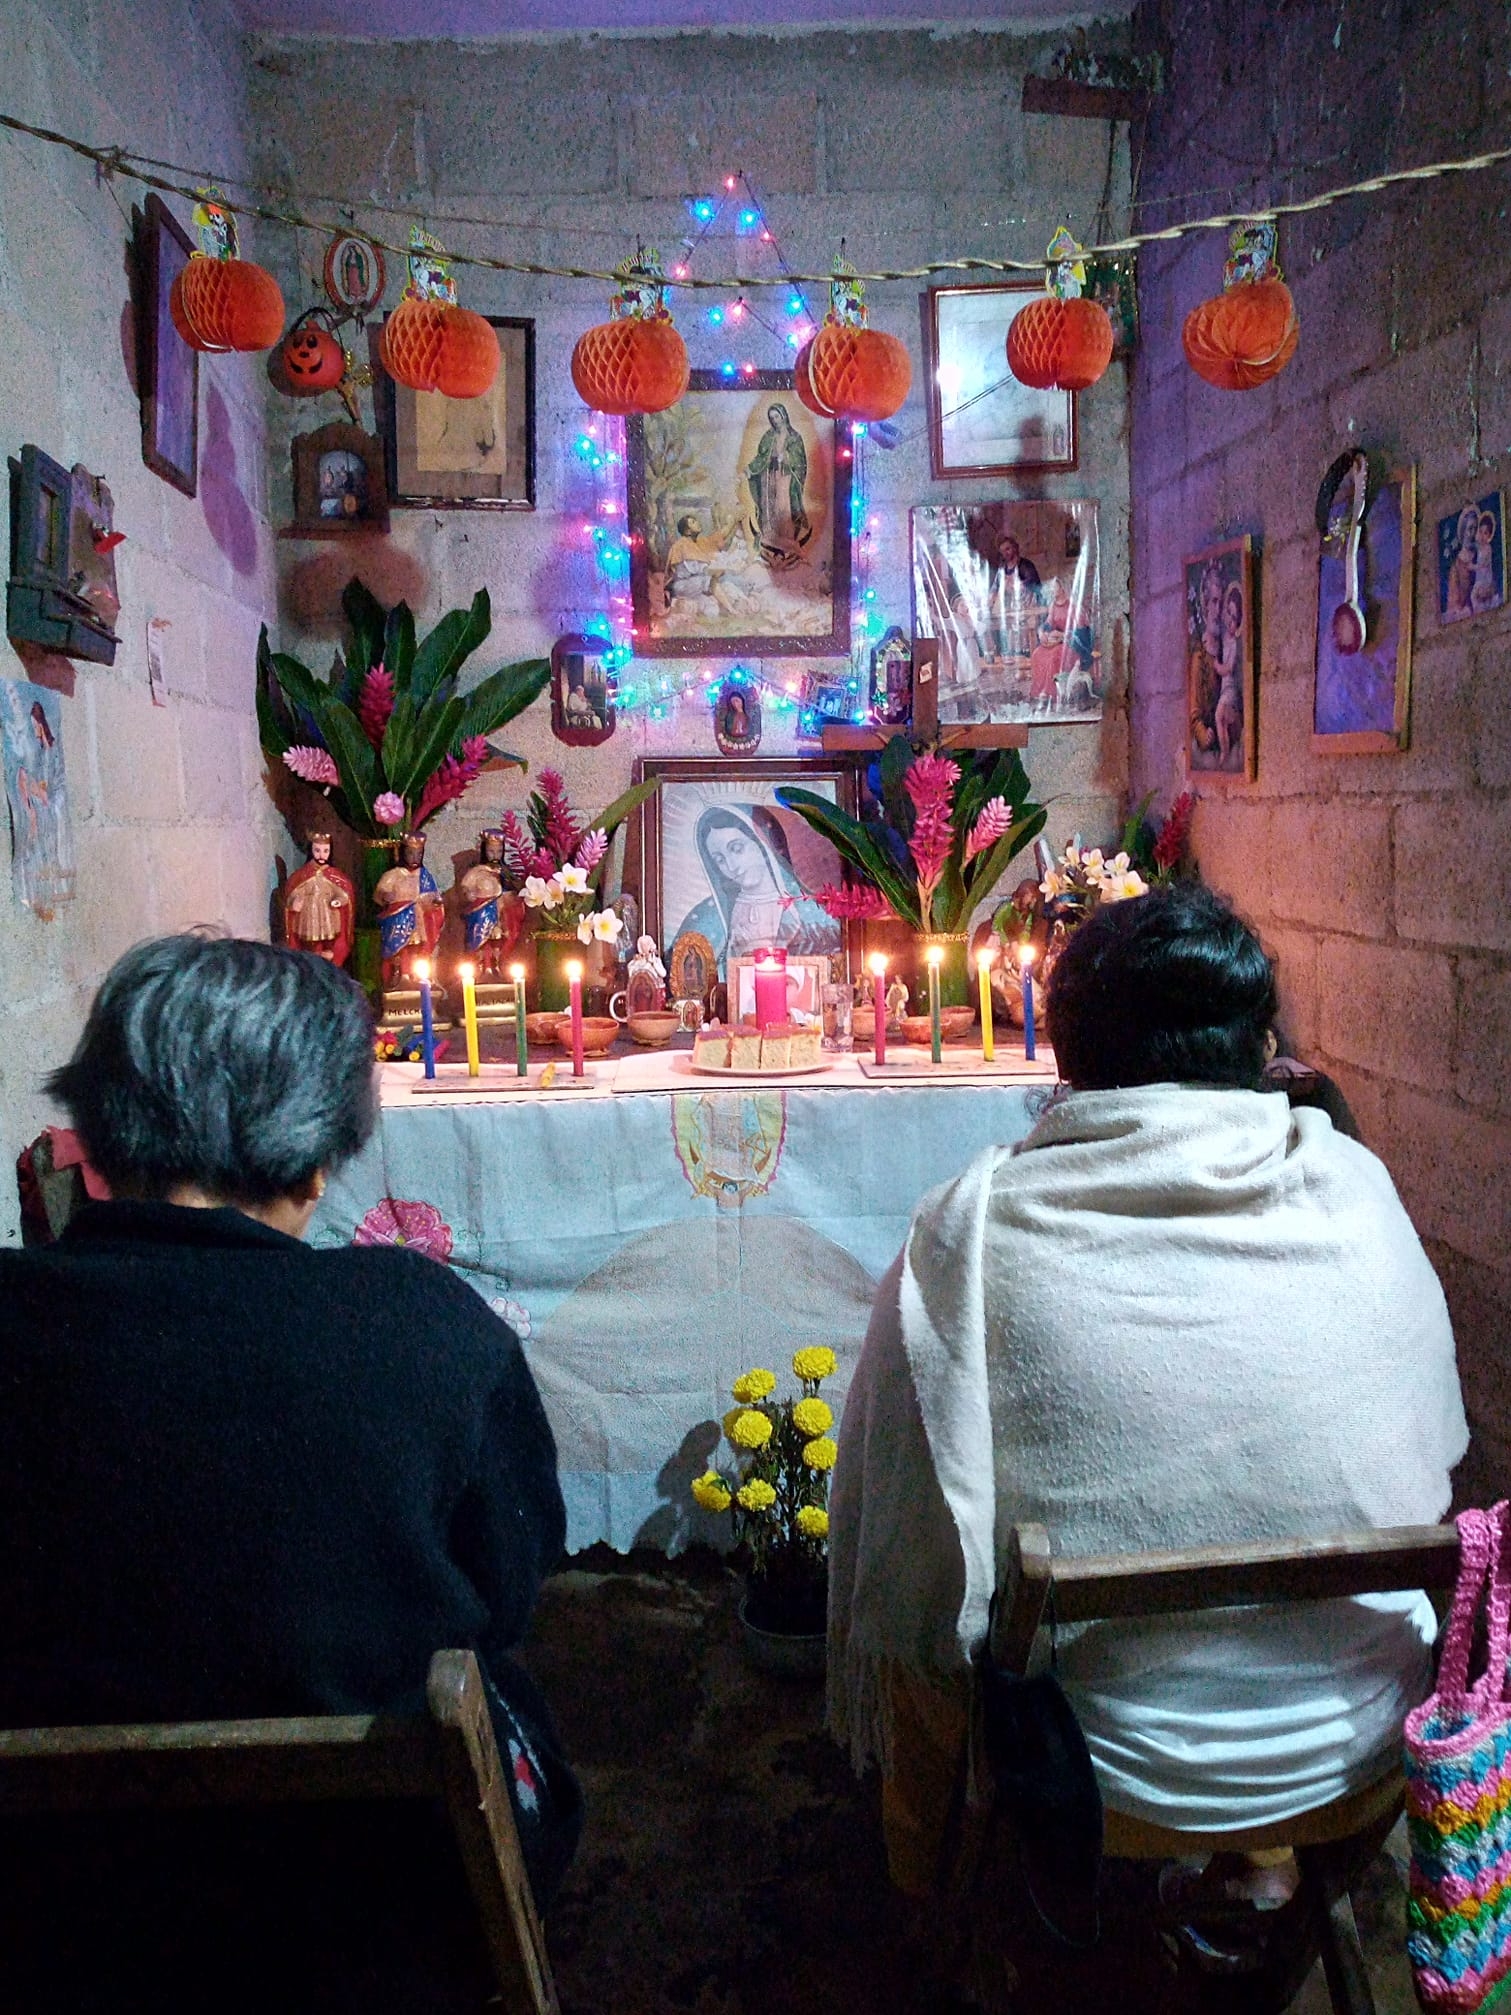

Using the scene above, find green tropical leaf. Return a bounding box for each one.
[255,678,292,761]
[268,650,329,726]
[320,703,384,837]
[327,649,359,709]
[877,733,916,836]
[341,578,386,679]
[587,777,658,839]
[411,590,491,707]
[384,603,417,696]
[455,658,550,746]
[392,694,467,806]
[381,691,417,795]
[776,787,918,925]
[933,855,968,932]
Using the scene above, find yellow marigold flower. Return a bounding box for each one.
[796,1505,830,1541]
[736,1478,777,1513]
[721,1406,749,1441]
[792,1346,838,1383]
[691,1470,732,1513]
[791,1397,833,1437]
[729,1409,774,1451]
[731,1368,777,1403]
[802,1435,838,1471]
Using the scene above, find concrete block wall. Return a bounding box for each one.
[0,0,280,1238]
[246,27,1135,896]
[1128,0,1511,1495]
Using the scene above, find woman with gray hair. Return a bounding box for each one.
[0,934,579,1997]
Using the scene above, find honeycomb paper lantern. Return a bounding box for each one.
[793,338,832,417]
[1006,295,1114,393]
[570,315,689,417]
[1182,277,1299,391]
[807,323,911,422]
[278,323,345,394]
[435,307,501,400]
[379,297,450,392]
[170,256,285,354]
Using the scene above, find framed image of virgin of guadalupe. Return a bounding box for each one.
[626,372,851,658]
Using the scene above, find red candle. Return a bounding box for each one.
[753,946,787,1031]
[870,952,887,1067]
[567,959,585,1077]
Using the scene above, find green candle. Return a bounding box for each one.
[926,945,943,1065]
[510,962,528,1077]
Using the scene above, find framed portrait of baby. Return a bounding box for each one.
[633,756,860,980]
[1185,534,1256,782]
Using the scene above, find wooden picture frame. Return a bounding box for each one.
[135,195,198,498]
[923,283,1077,479]
[1313,466,1415,755]
[285,421,389,539]
[626,372,851,659]
[633,755,860,979]
[369,316,535,511]
[550,631,614,746]
[1185,534,1257,783]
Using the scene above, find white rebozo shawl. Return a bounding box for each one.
[828,1084,1469,1828]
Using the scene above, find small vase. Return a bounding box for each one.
[912,931,972,1011]
[737,1596,827,1680]
[354,837,400,1005]
[530,928,582,1013]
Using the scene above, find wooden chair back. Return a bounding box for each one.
[0,1648,558,2015]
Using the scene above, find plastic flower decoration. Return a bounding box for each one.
[575,907,623,945]
[521,875,559,910]
[559,862,589,895]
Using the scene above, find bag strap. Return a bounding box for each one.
[1437,1507,1494,1702]
[1483,1499,1511,1707]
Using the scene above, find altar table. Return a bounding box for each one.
[310,1046,1057,1554]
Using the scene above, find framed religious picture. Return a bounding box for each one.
[1437,490,1504,625]
[286,421,389,538]
[1313,463,1415,754]
[923,283,1077,478]
[369,315,535,510]
[634,756,859,980]
[713,677,762,754]
[1184,535,1257,783]
[869,624,913,726]
[322,231,386,320]
[911,499,1102,725]
[135,195,198,498]
[550,632,614,746]
[626,371,851,658]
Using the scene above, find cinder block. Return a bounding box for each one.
[1129,585,1188,702]
[1375,1084,1511,1273]
[1259,924,1320,1056]
[1267,800,1393,936]
[1396,795,1511,952]
[1455,959,1511,1118]
[829,92,1015,194]
[1424,1240,1511,1500]
[631,94,819,198]
[1470,624,1511,789]
[91,678,182,824]
[1316,937,1457,1096]
[1479,294,1511,466]
[1327,326,1477,498]
[178,703,246,826]
[1187,798,1275,923]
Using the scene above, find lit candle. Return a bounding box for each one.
[977,946,995,1063]
[414,958,436,1079]
[459,962,480,1077]
[926,944,943,1065]
[566,958,585,1077]
[753,947,787,1031]
[510,961,527,1078]
[869,951,888,1067]
[1020,943,1037,1061]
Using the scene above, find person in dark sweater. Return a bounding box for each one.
[0,934,580,1994]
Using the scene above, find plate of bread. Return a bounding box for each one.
[687,1022,830,1076]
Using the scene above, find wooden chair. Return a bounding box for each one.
[993,1521,1463,2015]
[0,1648,558,2015]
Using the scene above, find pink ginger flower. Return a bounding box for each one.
[374,792,406,826]
[814,882,895,921]
[527,847,558,882]
[573,827,608,875]
[535,768,580,863]
[1154,788,1196,871]
[283,745,340,788]
[413,736,489,826]
[353,1196,453,1263]
[965,796,1013,863]
[497,810,533,881]
[357,664,394,749]
[904,752,960,907]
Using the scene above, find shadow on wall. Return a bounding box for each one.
[201,386,259,578]
[279,542,429,636]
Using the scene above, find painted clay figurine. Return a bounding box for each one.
[624,933,668,1015]
[457,829,523,979]
[283,831,355,967]
[373,830,443,985]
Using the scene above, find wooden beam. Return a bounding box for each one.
[1021,75,1149,122]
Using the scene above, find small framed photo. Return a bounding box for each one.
[869,623,913,725]
[135,195,198,498]
[924,283,1077,478]
[728,954,829,1025]
[1314,466,1415,755]
[1437,491,1504,625]
[550,632,614,746]
[369,315,535,510]
[1185,535,1256,782]
[713,680,762,755]
[286,422,389,538]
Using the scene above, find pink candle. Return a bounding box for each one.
[753,947,787,1031]
[869,952,887,1067]
[567,959,585,1077]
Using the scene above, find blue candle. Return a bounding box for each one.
[416,960,437,1079]
[1020,945,1037,1061]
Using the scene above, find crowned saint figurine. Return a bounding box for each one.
[283,831,356,968]
[457,829,523,980]
[373,830,443,987]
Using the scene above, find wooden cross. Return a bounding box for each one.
[819,639,1029,753]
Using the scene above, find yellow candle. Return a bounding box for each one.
[459,962,480,1076]
[977,946,995,1063]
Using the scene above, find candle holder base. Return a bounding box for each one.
[405,1060,607,1094]
[855,1047,1056,1082]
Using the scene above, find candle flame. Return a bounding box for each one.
[1018,943,1037,969]
[925,945,943,967]
[459,963,476,983]
[868,952,888,977]
[413,959,430,982]
[976,946,995,971]
[509,963,525,982]
[565,960,583,982]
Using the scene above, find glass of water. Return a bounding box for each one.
[821,981,854,1052]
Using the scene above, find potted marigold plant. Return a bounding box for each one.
[691,1347,839,1674]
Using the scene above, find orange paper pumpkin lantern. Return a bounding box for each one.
[434,306,500,400]
[793,337,832,417]
[279,322,346,394]
[1182,276,1299,391]
[571,315,689,417]
[170,256,285,353]
[379,297,450,392]
[807,322,911,422]
[1006,294,1114,393]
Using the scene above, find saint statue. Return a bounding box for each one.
[456,829,523,979]
[625,934,668,1015]
[283,831,355,968]
[372,830,443,986]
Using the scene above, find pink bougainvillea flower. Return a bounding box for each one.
[357,664,395,749]
[282,745,340,788]
[965,795,1013,862]
[353,1196,453,1263]
[814,882,895,921]
[374,791,407,826]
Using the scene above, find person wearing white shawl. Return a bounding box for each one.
[828,885,1467,1897]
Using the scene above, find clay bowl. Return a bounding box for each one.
[852,1005,876,1044]
[555,1013,620,1057]
[627,1011,679,1048]
[900,1006,978,1047]
[525,1011,564,1047]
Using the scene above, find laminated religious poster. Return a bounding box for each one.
[911,499,1102,726]
[0,679,75,918]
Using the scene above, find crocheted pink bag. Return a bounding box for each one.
[1405,1502,1511,2013]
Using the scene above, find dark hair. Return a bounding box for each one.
[48,934,378,1203]
[1045,884,1277,1091]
